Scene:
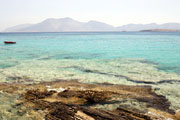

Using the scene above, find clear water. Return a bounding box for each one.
[0,32,180,110]
[0,32,180,72]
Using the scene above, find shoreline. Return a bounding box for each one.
[1,58,180,113]
[0,80,179,120]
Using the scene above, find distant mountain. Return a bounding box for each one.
[3,17,180,32]
[4,18,115,32]
[140,29,180,32]
[4,24,33,32]
[116,23,158,31]
[83,20,115,31]
[116,23,180,31]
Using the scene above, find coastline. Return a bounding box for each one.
[0,80,179,120]
[0,32,180,119]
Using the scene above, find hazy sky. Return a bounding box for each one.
[0,0,180,31]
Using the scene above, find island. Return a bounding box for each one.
[140,29,180,32]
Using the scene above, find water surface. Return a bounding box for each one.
[0,32,180,110]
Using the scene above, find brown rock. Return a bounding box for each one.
[175,109,180,120]
[57,90,112,104]
[24,89,56,100]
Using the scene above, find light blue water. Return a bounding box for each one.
[1,32,180,110]
[0,32,180,72]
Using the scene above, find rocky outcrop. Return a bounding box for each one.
[23,90,152,120]
[0,80,178,120]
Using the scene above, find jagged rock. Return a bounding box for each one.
[0,80,177,120]
[27,100,152,120]
[58,90,113,104]
[136,93,174,114]
[24,89,56,100]
[22,88,153,120]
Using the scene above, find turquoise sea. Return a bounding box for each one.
[0,32,180,110]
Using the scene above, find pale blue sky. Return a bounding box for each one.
[0,0,180,31]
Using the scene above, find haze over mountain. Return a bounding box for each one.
[3,17,180,32]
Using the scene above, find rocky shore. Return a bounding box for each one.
[0,80,179,120]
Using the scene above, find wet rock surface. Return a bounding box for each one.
[0,80,178,120]
[25,89,56,100]
[24,94,152,120]
[57,90,113,104]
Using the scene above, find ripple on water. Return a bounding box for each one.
[0,60,19,69]
[0,58,180,110]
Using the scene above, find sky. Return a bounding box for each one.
[0,0,180,31]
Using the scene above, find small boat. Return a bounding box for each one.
[4,41,16,44]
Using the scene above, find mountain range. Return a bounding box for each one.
[3,17,180,32]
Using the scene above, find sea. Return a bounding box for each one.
[0,32,180,110]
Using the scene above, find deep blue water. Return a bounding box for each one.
[0,32,180,73]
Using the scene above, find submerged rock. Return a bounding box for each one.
[0,80,178,120]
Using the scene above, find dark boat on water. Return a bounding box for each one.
[4,41,16,44]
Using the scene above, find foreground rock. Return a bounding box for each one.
[24,89,151,120]
[0,80,179,120]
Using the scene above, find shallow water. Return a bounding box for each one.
[0,32,180,71]
[0,32,180,110]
